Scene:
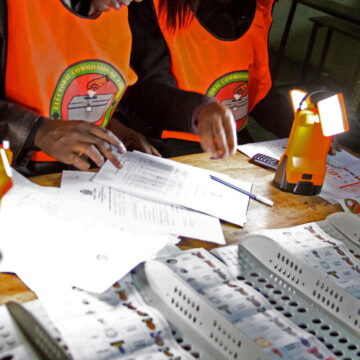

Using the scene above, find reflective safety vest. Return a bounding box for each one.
[153,0,273,141]
[5,0,137,161]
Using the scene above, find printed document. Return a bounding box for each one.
[153,248,336,360]
[0,170,176,293]
[238,138,288,159]
[60,171,225,244]
[256,223,360,299]
[36,281,194,360]
[93,151,251,226]
[321,150,360,213]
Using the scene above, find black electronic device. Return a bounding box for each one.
[251,153,279,171]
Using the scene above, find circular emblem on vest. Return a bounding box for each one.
[207,71,249,131]
[50,60,126,128]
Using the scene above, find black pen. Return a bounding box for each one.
[210,174,274,207]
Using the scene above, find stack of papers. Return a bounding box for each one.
[0,151,252,293]
[0,171,175,293]
[93,151,251,227]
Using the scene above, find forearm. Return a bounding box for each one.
[0,99,43,166]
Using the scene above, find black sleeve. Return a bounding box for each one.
[121,0,211,137]
[0,99,45,166]
[0,0,44,166]
[250,87,294,138]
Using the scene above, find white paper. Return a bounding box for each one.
[320,150,360,213]
[156,248,336,360]
[93,151,251,226]
[237,138,288,159]
[0,304,40,359]
[60,170,225,244]
[0,170,177,293]
[257,223,360,299]
[36,280,193,360]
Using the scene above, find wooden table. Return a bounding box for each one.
[0,152,343,305]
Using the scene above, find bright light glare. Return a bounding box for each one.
[318,94,349,136]
[2,140,9,150]
[0,148,12,177]
[289,90,308,113]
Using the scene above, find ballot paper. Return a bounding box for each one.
[32,246,336,360]
[320,150,360,213]
[0,170,177,293]
[152,248,336,360]
[60,171,225,244]
[257,223,360,299]
[0,304,39,360]
[93,151,251,227]
[35,281,194,360]
[0,281,194,360]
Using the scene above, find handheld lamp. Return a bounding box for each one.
[0,140,13,201]
[273,90,349,195]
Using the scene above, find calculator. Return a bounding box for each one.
[251,153,279,171]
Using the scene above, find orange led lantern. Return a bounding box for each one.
[0,140,13,201]
[273,90,349,195]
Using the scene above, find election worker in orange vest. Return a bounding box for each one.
[77,0,238,160]
[0,0,161,177]
[0,0,238,177]
[122,0,294,157]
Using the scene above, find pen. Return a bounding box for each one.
[209,174,274,207]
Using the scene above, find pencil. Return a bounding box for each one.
[210,174,274,207]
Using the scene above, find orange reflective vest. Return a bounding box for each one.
[5,1,137,161]
[153,0,273,141]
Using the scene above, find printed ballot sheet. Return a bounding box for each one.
[36,280,194,360]
[257,223,360,299]
[60,171,225,244]
[153,248,337,360]
[321,150,360,213]
[0,170,176,293]
[0,304,40,360]
[0,281,194,360]
[93,151,251,227]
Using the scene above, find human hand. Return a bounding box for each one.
[197,102,237,159]
[328,135,341,155]
[108,119,161,156]
[91,0,142,12]
[34,120,126,170]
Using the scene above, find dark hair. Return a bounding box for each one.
[158,0,200,31]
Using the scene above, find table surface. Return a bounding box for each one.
[0,151,343,305]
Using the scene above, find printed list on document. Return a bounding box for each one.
[93,152,250,227]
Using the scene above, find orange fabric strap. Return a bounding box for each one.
[161,130,200,142]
